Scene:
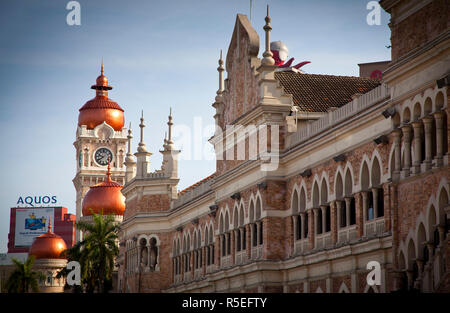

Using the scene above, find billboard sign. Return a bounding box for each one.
[14,207,55,247]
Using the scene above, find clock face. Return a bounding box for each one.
[94,148,113,166]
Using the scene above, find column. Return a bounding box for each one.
[412,121,422,174]
[300,212,306,239]
[291,215,297,241]
[393,129,402,180]
[423,116,433,170]
[313,208,319,235]
[401,124,412,177]
[321,206,327,233]
[147,243,151,271]
[308,209,315,249]
[245,224,251,259]
[344,197,351,226]
[372,188,379,219]
[434,111,444,167]
[361,191,368,237]
[137,246,141,273]
[330,201,337,244]
[336,200,343,228]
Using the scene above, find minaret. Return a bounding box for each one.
[134,111,152,178]
[124,123,136,184]
[160,108,180,179]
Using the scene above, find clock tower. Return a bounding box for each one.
[73,64,127,242]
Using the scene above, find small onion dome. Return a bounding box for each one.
[78,64,125,131]
[82,161,125,216]
[29,218,67,260]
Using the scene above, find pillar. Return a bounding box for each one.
[320,205,327,233]
[401,124,412,176]
[300,212,306,239]
[434,111,444,167]
[412,121,422,174]
[393,129,402,180]
[423,116,433,170]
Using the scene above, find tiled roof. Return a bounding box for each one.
[79,96,124,112]
[178,173,216,196]
[275,72,381,112]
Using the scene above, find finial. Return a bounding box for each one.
[48,216,52,233]
[127,122,133,154]
[167,108,174,148]
[262,5,275,66]
[216,50,225,97]
[101,58,104,75]
[106,156,111,181]
[138,110,147,152]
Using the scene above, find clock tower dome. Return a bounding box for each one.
[73,64,127,242]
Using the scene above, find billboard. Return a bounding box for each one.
[14,207,55,247]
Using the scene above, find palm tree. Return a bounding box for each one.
[60,212,119,293]
[6,256,45,293]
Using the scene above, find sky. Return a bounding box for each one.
[0,0,391,253]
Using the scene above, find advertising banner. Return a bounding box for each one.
[14,208,55,247]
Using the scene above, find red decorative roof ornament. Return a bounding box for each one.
[270,41,311,70]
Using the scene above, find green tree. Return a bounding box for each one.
[6,256,45,293]
[59,212,119,293]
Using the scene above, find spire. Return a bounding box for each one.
[127,122,133,157]
[215,50,225,103]
[261,5,275,66]
[167,108,174,149]
[47,216,52,233]
[217,50,224,94]
[101,58,104,75]
[137,110,147,152]
[164,131,168,149]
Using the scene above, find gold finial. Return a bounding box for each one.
[101,58,104,75]
[48,216,52,233]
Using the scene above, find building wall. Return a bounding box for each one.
[117,2,450,293]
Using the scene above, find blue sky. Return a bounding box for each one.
[0,0,390,252]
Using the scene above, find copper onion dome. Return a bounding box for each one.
[82,160,126,216]
[78,63,125,131]
[29,218,67,260]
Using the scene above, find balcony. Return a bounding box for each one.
[288,84,390,149]
[235,250,248,265]
[337,225,357,244]
[183,271,192,282]
[315,233,332,250]
[364,217,385,237]
[293,238,309,255]
[194,268,202,280]
[251,246,262,260]
[174,274,181,284]
[220,255,232,268]
[206,264,215,274]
